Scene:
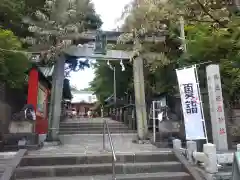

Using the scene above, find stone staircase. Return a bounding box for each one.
[0,157,10,178]
[0,152,16,179]
[59,120,136,135]
[16,151,194,180]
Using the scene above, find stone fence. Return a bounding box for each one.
[173,139,240,180]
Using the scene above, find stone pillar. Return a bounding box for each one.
[206,65,228,150]
[173,139,182,149]
[50,55,65,140]
[237,144,240,151]
[203,143,218,173]
[186,141,197,163]
[101,107,103,117]
[133,57,148,140]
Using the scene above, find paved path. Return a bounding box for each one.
[28,118,171,156]
[28,133,170,156]
[62,117,121,124]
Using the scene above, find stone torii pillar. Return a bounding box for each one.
[133,57,148,139]
[49,55,65,140]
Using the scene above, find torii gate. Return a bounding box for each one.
[48,31,165,140]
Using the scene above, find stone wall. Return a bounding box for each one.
[0,83,26,140]
[116,106,136,130]
[227,109,240,143]
[0,102,11,138]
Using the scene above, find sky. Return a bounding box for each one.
[70,0,132,90]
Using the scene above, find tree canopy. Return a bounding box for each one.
[0,0,46,37]
[0,28,30,88]
[90,0,240,106]
[24,0,102,66]
[0,0,102,90]
[90,61,133,104]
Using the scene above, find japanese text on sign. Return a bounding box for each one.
[215,84,221,91]
[218,117,224,123]
[214,74,220,80]
[216,96,221,101]
[219,128,225,135]
[206,65,228,149]
[214,74,226,136]
[217,105,223,112]
[183,83,198,114]
[176,66,206,140]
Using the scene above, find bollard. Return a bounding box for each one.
[187,141,197,164]
[173,139,182,149]
[237,144,240,151]
[203,143,218,173]
[193,151,206,165]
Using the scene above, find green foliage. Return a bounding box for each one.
[24,0,102,68]
[91,0,238,107]
[63,79,72,100]
[183,21,240,101]
[118,0,240,105]
[90,61,133,104]
[0,0,45,37]
[0,0,25,36]
[80,87,93,91]
[0,28,30,88]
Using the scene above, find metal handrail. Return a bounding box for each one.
[103,118,117,180]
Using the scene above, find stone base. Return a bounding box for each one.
[38,134,47,144]
[45,132,61,143]
[132,134,151,144]
[2,133,39,151]
[132,139,151,144]
[9,121,34,134]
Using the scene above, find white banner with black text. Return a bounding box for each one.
[176,66,206,140]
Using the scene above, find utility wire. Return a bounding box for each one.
[0,47,47,54]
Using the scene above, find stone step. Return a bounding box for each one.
[16,162,185,179]
[17,172,192,180]
[59,123,126,127]
[59,126,129,130]
[58,130,136,134]
[0,159,9,165]
[60,121,123,124]
[59,128,130,132]
[2,145,41,151]
[215,171,232,180]
[0,158,12,164]
[58,133,137,145]
[59,126,129,129]
[0,155,13,179]
[0,163,7,171]
[20,152,177,166]
[59,126,132,130]
[0,152,17,158]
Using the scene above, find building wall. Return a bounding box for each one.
[27,68,50,135]
[72,103,95,115]
[71,91,97,104]
[0,82,27,139]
